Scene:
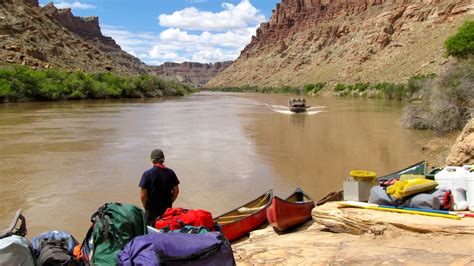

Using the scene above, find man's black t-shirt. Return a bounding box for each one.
[139,166,180,216]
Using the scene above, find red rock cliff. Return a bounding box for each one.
[208,0,473,87]
[41,3,121,51]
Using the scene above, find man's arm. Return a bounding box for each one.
[140,188,148,209]
[171,185,179,203]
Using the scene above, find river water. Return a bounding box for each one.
[0,92,434,239]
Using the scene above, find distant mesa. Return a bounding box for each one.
[152,61,233,88]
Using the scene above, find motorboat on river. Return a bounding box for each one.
[288,98,309,113]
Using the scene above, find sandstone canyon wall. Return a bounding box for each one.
[207,0,473,87]
[0,0,147,74]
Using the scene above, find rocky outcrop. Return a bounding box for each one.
[233,202,474,264]
[152,61,233,87]
[446,119,474,166]
[42,4,101,38]
[208,0,474,87]
[41,3,121,52]
[0,1,147,74]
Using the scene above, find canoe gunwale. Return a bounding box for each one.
[214,190,273,223]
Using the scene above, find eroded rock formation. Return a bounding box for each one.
[152,61,233,87]
[0,0,147,74]
[446,119,474,166]
[208,0,474,87]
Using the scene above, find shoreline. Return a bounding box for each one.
[232,202,474,264]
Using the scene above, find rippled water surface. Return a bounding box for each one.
[0,92,434,239]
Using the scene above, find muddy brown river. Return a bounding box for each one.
[0,92,435,239]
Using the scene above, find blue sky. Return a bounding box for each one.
[39,0,280,65]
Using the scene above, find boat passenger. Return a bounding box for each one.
[139,149,180,226]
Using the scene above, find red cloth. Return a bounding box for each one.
[154,208,214,231]
[153,162,166,169]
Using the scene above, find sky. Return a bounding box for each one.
[38,0,280,66]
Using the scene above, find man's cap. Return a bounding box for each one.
[150,149,165,161]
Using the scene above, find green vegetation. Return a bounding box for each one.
[402,22,473,134]
[445,20,474,59]
[0,65,196,103]
[214,83,326,95]
[331,75,436,100]
[403,60,473,134]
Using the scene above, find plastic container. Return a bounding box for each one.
[463,165,474,211]
[434,166,469,211]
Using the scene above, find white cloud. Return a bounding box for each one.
[191,47,239,62]
[101,0,265,65]
[158,0,265,31]
[53,1,95,9]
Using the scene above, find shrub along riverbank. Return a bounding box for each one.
[212,75,433,100]
[0,65,196,103]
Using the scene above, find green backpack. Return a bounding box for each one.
[84,203,146,265]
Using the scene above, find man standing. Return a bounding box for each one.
[139,149,180,225]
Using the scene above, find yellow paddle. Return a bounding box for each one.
[339,201,461,220]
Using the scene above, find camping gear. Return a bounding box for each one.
[343,177,374,202]
[349,170,377,182]
[400,174,426,180]
[463,165,474,211]
[339,201,461,220]
[155,208,214,231]
[0,235,36,266]
[214,190,273,242]
[37,241,79,265]
[387,178,438,199]
[33,231,79,265]
[0,209,35,266]
[369,186,403,206]
[435,166,469,210]
[32,231,78,257]
[369,186,453,210]
[377,161,427,182]
[0,209,27,239]
[404,188,452,210]
[266,188,314,231]
[118,231,235,266]
[80,202,147,265]
[161,225,211,234]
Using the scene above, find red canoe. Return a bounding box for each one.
[266,188,315,231]
[214,190,273,242]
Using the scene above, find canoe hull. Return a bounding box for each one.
[220,207,268,242]
[215,190,273,242]
[267,191,315,231]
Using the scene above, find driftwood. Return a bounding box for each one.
[312,202,474,235]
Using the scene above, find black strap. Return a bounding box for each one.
[38,245,76,265]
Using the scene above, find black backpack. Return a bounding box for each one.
[37,238,79,266]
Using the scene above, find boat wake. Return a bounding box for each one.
[265,104,326,115]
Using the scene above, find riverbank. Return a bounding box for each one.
[0,65,196,103]
[233,202,474,264]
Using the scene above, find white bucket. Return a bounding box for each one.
[464,165,474,211]
[435,166,469,211]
